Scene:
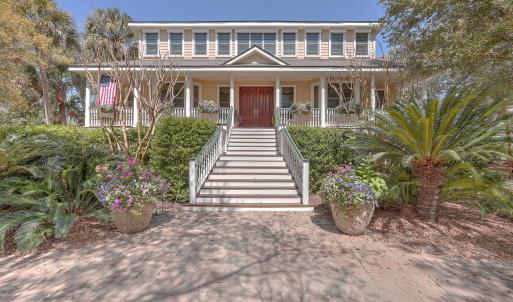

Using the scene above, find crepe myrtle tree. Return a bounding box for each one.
[81,41,185,162]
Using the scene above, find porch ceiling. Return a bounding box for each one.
[191,73,320,82]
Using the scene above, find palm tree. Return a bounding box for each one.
[84,8,136,59]
[22,0,79,125]
[359,93,511,221]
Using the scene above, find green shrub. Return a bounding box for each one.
[150,117,217,202]
[287,126,356,192]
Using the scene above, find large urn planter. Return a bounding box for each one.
[199,112,219,121]
[295,113,311,125]
[320,164,383,236]
[329,201,374,235]
[112,204,155,234]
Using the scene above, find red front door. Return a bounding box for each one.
[239,87,274,127]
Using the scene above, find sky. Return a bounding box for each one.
[55,0,387,53]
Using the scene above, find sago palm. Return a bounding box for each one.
[359,93,511,221]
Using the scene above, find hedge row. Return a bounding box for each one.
[287,126,356,192]
[149,117,217,202]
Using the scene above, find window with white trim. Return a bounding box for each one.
[218,86,230,108]
[281,87,295,108]
[193,85,200,107]
[328,84,353,108]
[145,32,159,56]
[282,33,296,56]
[217,33,231,56]
[305,32,320,56]
[313,85,319,108]
[159,83,184,107]
[330,33,344,56]
[194,32,208,56]
[376,90,386,109]
[169,32,183,56]
[237,33,276,54]
[355,33,369,56]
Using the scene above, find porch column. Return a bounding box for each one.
[185,76,192,117]
[371,75,376,112]
[85,79,91,127]
[320,75,327,127]
[133,87,139,127]
[275,76,281,109]
[230,75,235,127]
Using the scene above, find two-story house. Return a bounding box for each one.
[71,20,398,128]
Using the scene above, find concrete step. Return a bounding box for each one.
[225,151,279,156]
[215,161,286,167]
[232,128,275,132]
[219,155,283,161]
[199,188,299,195]
[212,167,289,173]
[229,139,277,143]
[203,180,296,188]
[195,195,302,204]
[230,135,276,139]
[228,142,277,147]
[227,146,277,151]
[208,173,292,180]
[184,203,313,212]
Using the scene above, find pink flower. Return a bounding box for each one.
[341,164,351,173]
[122,169,132,177]
[127,156,137,166]
[115,163,123,170]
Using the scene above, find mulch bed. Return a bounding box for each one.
[369,202,512,260]
[1,218,117,258]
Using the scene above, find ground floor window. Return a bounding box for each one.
[281,86,295,108]
[312,85,319,108]
[159,83,184,107]
[328,83,353,108]
[218,86,230,108]
[376,90,386,109]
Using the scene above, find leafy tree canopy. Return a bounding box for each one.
[380,0,513,94]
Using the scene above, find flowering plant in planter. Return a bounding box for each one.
[291,102,312,115]
[198,100,219,113]
[97,104,116,113]
[320,164,379,208]
[320,164,384,235]
[95,157,170,215]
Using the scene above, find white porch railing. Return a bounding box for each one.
[189,107,233,203]
[89,107,134,127]
[277,127,309,205]
[277,108,372,128]
[191,107,231,125]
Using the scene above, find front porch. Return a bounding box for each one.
[84,72,393,128]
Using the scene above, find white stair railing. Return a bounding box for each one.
[277,127,309,205]
[189,107,233,203]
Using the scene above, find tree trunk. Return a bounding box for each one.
[39,64,53,125]
[56,83,67,125]
[412,158,444,222]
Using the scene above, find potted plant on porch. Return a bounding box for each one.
[198,100,219,121]
[320,164,384,235]
[291,102,312,125]
[96,157,169,234]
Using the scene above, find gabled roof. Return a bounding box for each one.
[223,46,288,66]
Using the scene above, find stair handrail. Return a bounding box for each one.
[277,127,309,204]
[189,106,233,203]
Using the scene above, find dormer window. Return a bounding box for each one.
[305,32,320,56]
[355,33,369,56]
[144,32,159,56]
[194,32,208,56]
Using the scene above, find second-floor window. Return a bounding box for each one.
[305,32,320,56]
[194,33,208,56]
[237,33,276,55]
[217,33,231,56]
[330,33,344,56]
[355,33,369,56]
[282,33,296,56]
[169,32,183,56]
[145,32,159,56]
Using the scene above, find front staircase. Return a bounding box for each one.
[186,128,313,211]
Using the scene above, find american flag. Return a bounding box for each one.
[96,75,117,106]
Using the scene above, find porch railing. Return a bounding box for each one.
[277,108,372,128]
[192,107,231,125]
[189,107,233,203]
[89,107,134,127]
[277,127,309,205]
